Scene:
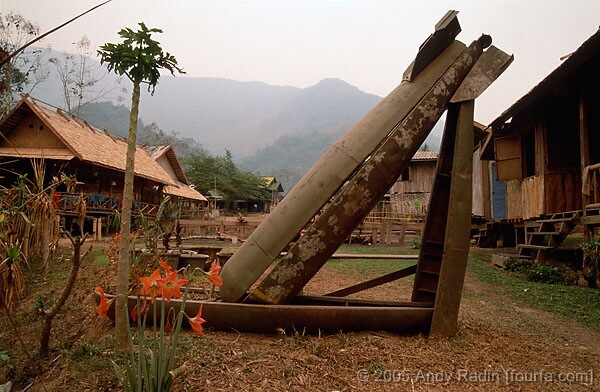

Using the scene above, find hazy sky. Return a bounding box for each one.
[2,0,600,125]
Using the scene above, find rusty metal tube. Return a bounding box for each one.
[220,41,470,303]
[247,39,484,305]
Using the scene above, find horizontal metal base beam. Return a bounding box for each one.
[97,293,432,334]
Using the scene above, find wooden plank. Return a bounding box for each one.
[521,176,544,219]
[495,135,522,180]
[472,147,484,217]
[517,244,552,250]
[544,173,582,213]
[506,179,523,219]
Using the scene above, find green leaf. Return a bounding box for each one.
[112,360,134,392]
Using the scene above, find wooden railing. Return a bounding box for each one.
[51,192,159,216]
[583,163,600,210]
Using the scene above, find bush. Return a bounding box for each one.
[504,257,568,285]
[504,257,533,273]
[526,264,564,284]
[411,240,421,249]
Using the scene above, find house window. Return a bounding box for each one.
[522,127,535,178]
[400,167,410,181]
[546,101,580,171]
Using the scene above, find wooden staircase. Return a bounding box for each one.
[473,221,498,247]
[517,211,581,262]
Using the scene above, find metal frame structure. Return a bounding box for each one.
[99,11,513,337]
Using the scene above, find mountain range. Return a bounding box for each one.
[28,47,443,189]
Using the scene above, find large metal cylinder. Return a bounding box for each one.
[220,37,472,303]
[246,40,484,304]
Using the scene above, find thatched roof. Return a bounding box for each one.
[0,96,176,186]
[164,181,208,201]
[147,145,207,202]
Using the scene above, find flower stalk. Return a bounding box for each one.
[96,258,221,391]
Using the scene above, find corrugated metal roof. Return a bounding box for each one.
[261,176,284,193]
[412,151,439,161]
[4,96,176,186]
[490,28,600,129]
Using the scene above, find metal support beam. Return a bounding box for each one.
[428,100,474,337]
[325,264,417,298]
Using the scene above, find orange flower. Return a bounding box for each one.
[164,312,174,334]
[95,286,110,318]
[159,270,189,303]
[159,260,173,275]
[187,304,206,335]
[139,269,163,303]
[205,260,223,286]
[130,298,147,322]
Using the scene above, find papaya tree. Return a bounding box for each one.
[98,22,184,348]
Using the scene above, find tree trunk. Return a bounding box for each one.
[41,216,50,278]
[115,81,141,349]
[40,233,88,358]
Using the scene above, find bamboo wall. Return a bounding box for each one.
[388,160,437,217]
[12,113,65,148]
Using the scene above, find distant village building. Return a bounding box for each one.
[261,176,284,212]
[387,151,439,219]
[0,95,206,236]
[147,145,207,219]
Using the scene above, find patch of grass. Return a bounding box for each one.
[561,234,585,249]
[337,244,419,255]
[325,258,415,278]
[366,360,386,373]
[450,337,471,351]
[48,270,70,284]
[468,252,600,331]
[182,335,224,367]
[93,254,110,266]
[326,244,417,278]
[68,341,113,374]
[0,335,12,370]
[243,349,261,361]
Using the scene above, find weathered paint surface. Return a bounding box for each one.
[219,39,468,303]
[450,45,514,102]
[96,292,433,333]
[246,40,484,305]
[429,100,475,336]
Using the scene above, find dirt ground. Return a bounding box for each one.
[1,238,599,392]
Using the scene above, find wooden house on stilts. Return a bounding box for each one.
[0,95,206,237]
[475,28,600,263]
